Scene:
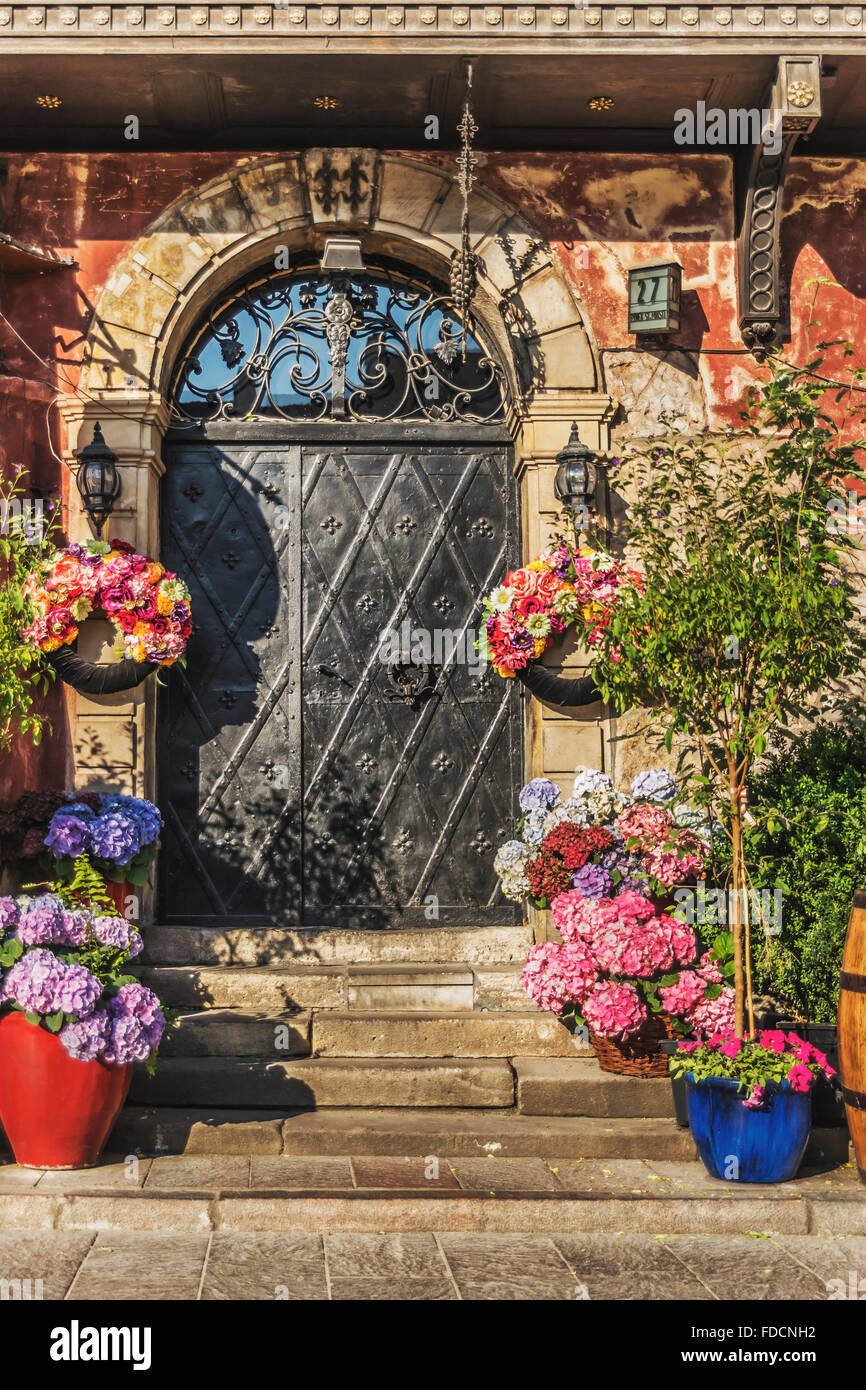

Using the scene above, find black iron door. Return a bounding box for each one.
[159,434,520,925]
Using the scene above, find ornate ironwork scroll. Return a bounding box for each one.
[169,257,505,425]
[737,56,822,361]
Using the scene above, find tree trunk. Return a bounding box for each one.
[730,794,745,1038]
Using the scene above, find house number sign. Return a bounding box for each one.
[628,260,682,335]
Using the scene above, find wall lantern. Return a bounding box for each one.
[74,421,121,537]
[628,260,682,337]
[554,422,603,546]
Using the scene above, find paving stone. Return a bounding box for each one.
[455,1278,582,1300]
[144,924,531,967]
[808,1199,866,1236]
[250,1157,354,1189]
[552,1232,715,1300]
[202,1232,327,1300]
[68,1231,209,1300]
[324,1232,447,1280]
[329,1278,457,1300]
[473,966,529,1011]
[663,1233,828,1300]
[438,1232,573,1286]
[349,1157,460,1189]
[57,1196,214,1233]
[145,1156,249,1190]
[140,966,345,1011]
[772,1234,866,1295]
[0,1166,46,1190]
[450,1158,561,1191]
[0,1230,96,1300]
[347,967,473,1011]
[548,1158,662,1193]
[643,1159,797,1194]
[37,1158,152,1191]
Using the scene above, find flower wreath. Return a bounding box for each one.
[480,540,642,679]
[22,540,192,667]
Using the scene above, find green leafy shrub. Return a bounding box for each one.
[716,722,866,1022]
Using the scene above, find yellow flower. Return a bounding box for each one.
[533,638,547,657]
[495,666,514,678]
[156,593,173,615]
[132,621,149,637]
[528,560,545,572]
[44,637,62,652]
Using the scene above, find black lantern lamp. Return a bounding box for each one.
[554,422,602,548]
[74,422,121,538]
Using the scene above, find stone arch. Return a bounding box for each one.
[79,150,603,414]
[60,151,615,869]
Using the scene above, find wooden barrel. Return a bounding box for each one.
[838,890,866,1181]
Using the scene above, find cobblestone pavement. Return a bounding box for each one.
[1,1229,865,1300]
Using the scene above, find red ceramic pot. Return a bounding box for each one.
[0,1012,132,1169]
[103,880,132,916]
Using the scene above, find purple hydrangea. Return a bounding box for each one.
[89,812,141,866]
[631,769,678,803]
[572,862,613,898]
[98,795,161,849]
[518,778,561,813]
[101,983,165,1063]
[18,894,67,946]
[59,1011,111,1062]
[91,914,132,949]
[0,896,19,934]
[2,949,65,1013]
[44,803,95,858]
[53,962,103,1017]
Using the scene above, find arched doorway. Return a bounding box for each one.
[157,251,521,927]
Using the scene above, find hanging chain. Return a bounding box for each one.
[450,61,479,363]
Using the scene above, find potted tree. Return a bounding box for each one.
[591,342,866,1180]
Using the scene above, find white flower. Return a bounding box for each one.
[488,586,513,611]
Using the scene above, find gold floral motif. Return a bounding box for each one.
[787,81,815,107]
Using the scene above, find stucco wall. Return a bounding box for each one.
[2,148,866,800]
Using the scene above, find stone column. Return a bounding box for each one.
[514,394,615,941]
[58,392,168,807]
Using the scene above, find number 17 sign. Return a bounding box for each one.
[628,261,682,335]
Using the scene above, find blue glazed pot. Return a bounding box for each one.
[685,1075,812,1183]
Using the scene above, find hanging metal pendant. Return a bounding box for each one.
[453,60,480,363]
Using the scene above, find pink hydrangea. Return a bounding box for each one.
[696,950,722,985]
[666,916,699,967]
[614,803,673,846]
[592,921,677,979]
[642,842,706,889]
[658,969,706,1017]
[582,980,648,1039]
[521,941,598,1014]
[688,985,736,1038]
[552,888,654,944]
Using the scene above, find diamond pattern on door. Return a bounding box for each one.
[159,438,520,925]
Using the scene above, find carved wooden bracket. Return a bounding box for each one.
[737,55,822,362]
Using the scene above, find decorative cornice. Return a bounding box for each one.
[0,2,862,39]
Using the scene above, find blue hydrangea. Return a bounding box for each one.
[521,808,549,846]
[631,769,678,803]
[518,778,561,813]
[572,767,614,800]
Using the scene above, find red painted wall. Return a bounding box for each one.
[2,148,865,794]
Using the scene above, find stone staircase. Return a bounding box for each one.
[121,923,845,1165]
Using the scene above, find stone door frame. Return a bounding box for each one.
[58,150,616,918]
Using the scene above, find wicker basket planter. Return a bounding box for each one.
[590,1012,675,1078]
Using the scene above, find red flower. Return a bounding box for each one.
[114,611,138,634]
[516,594,545,618]
[108,539,136,554]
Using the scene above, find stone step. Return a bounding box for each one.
[129,1056,516,1109]
[163,1010,311,1058]
[474,964,529,1011]
[114,1106,701,1159]
[140,966,346,1011]
[347,966,474,1011]
[514,1057,677,1118]
[312,1011,585,1058]
[2,1152,858,1234]
[143,924,532,968]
